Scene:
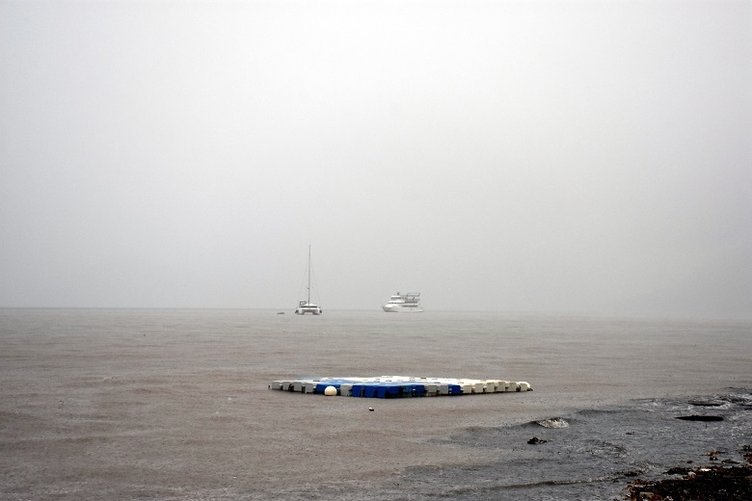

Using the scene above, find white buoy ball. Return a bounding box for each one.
[323,385,337,396]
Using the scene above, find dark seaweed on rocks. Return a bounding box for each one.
[627,462,752,500]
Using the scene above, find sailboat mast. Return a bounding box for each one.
[307,244,311,304]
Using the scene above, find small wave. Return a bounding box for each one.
[536,417,569,429]
[688,399,727,407]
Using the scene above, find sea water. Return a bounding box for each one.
[1,309,750,500]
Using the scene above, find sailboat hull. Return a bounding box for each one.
[295,304,322,315]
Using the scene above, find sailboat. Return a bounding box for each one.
[295,245,322,315]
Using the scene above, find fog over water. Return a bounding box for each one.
[1,1,750,318]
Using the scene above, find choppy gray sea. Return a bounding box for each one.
[1,309,750,500]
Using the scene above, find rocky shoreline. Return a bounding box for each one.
[627,460,752,500]
[384,389,752,500]
[624,400,752,500]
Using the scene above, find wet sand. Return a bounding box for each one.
[1,309,750,499]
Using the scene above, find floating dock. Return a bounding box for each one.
[270,376,532,398]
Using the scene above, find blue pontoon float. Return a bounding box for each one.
[271,376,532,398]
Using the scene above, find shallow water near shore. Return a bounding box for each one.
[1,309,750,500]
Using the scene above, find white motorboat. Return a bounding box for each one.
[382,292,423,312]
[295,245,322,315]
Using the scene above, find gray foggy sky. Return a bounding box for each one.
[1,0,750,318]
